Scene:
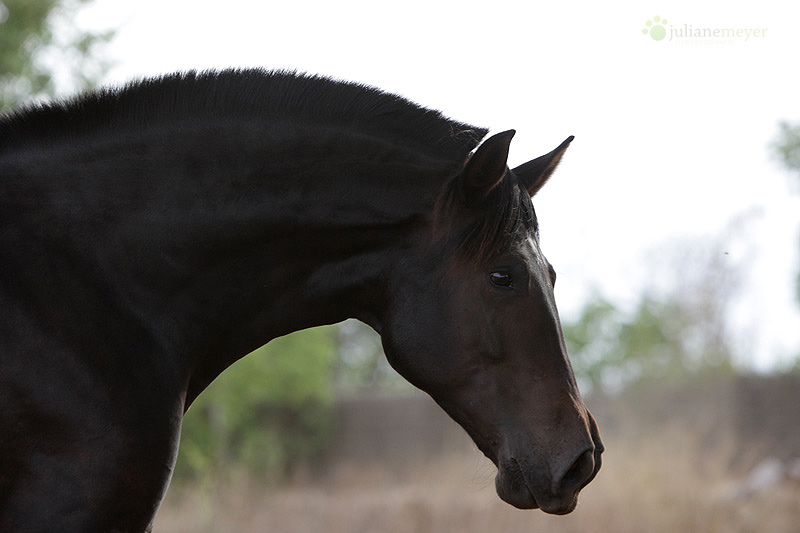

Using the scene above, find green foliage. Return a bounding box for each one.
[0,0,112,110]
[333,319,408,391]
[774,121,800,174]
[564,233,741,394]
[773,121,800,325]
[563,231,741,391]
[564,292,735,394]
[561,294,620,392]
[174,327,337,484]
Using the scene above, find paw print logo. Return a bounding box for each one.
[642,15,668,41]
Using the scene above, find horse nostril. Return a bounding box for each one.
[559,449,595,492]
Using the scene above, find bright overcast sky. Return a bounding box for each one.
[76,0,800,369]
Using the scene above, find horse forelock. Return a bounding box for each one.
[435,170,539,260]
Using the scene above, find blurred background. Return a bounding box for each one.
[2,0,799,531]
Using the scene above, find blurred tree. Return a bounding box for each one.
[334,319,407,391]
[561,294,621,392]
[564,236,738,394]
[0,0,112,110]
[773,121,800,308]
[175,326,337,483]
[565,293,736,395]
[774,120,800,368]
[774,121,800,175]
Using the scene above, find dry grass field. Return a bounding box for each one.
[155,378,800,532]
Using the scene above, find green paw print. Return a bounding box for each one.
[642,15,667,41]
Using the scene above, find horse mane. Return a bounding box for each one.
[0,69,488,163]
[1,69,533,258]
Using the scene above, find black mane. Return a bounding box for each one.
[0,69,488,162]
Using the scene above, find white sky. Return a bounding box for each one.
[76,0,800,369]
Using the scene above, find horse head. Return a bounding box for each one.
[379,130,602,514]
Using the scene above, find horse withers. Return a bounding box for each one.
[0,70,602,530]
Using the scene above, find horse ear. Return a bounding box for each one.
[460,129,515,205]
[512,135,574,197]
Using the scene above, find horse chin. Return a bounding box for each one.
[495,475,539,510]
[494,460,539,510]
[494,461,579,515]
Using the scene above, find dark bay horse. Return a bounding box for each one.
[0,69,602,531]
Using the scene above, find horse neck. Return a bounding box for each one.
[10,122,450,399]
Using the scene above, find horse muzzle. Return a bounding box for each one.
[495,432,604,514]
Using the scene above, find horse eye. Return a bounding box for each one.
[489,271,513,288]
